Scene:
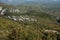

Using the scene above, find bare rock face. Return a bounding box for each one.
[44,30,59,34]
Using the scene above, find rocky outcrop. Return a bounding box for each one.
[56,17,60,23]
[42,30,59,40]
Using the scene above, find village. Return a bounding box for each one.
[0,6,38,23]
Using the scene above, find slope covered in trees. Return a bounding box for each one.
[0,2,60,40]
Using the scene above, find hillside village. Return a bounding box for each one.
[0,3,60,40]
[0,6,60,23]
[0,6,38,23]
[0,6,20,15]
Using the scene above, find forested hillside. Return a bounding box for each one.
[0,2,60,40]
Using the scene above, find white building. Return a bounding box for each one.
[15,9,20,12]
[30,18,35,22]
[12,16,17,21]
[19,18,23,22]
[0,9,6,15]
[10,8,20,13]
[7,16,12,19]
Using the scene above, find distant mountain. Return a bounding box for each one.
[0,0,60,9]
[0,0,60,5]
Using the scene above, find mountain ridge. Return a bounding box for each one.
[0,0,60,5]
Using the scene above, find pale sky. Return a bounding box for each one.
[2,0,60,2]
[8,0,35,2]
[8,0,12,2]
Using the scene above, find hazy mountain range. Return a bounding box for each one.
[0,0,60,5]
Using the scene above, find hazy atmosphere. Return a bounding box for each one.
[0,0,60,5]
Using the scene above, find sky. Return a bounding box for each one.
[0,0,60,2]
[7,0,59,1]
[1,0,60,2]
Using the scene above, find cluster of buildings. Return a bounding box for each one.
[0,6,38,23]
[9,8,20,13]
[6,15,38,22]
[0,6,20,15]
[0,6,6,15]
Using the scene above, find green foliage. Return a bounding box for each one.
[0,3,60,40]
[0,16,60,40]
